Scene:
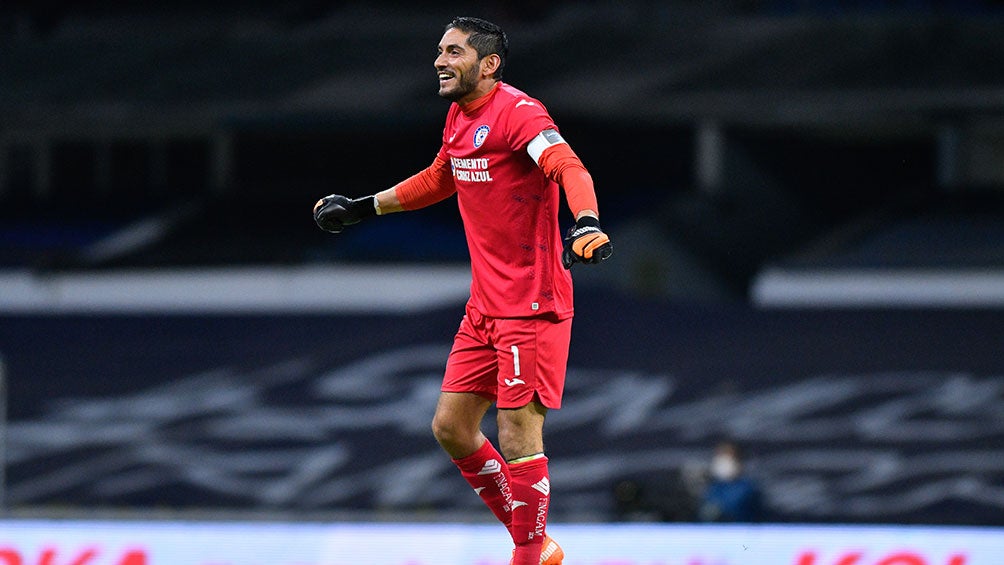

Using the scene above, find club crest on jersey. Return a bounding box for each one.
[473,125,490,148]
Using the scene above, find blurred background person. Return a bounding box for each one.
[698,439,763,523]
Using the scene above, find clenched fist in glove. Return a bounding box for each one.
[562,216,613,269]
[313,194,377,233]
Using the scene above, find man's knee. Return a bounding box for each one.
[433,414,486,459]
[431,393,491,457]
[431,411,466,445]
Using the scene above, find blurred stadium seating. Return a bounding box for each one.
[2,0,1004,298]
[2,0,1004,530]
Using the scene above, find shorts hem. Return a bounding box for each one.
[496,392,562,411]
[441,387,497,402]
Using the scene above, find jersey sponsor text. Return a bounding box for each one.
[451,157,494,182]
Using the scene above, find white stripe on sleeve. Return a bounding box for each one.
[526,129,567,165]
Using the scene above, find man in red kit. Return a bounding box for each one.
[313,16,612,565]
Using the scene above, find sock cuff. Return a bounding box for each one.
[508,454,549,475]
[451,439,504,474]
[507,452,546,465]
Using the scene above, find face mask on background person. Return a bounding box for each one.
[710,454,741,481]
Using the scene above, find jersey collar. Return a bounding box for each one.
[459,81,501,116]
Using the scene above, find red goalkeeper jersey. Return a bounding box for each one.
[436,82,573,319]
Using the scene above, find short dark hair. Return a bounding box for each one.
[446,16,508,80]
[715,439,744,460]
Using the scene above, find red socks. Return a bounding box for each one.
[508,455,551,565]
[452,443,552,565]
[451,440,515,529]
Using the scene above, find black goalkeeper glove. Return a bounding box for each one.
[562,216,613,269]
[313,194,377,233]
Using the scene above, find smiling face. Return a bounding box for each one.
[435,27,494,104]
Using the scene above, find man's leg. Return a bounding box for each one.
[493,315,570,565]
[432,391,516,528]
[498,400,554,565]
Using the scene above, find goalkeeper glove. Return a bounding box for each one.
[562,216,612,269]
[313,194,377,233]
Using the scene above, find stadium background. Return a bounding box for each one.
[2,1,1004,563]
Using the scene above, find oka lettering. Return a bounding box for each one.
[796,551,967,565]
[0,548,148,565]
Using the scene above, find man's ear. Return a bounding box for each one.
[481,54,501,78]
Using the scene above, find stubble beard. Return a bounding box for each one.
[439,64,480,102]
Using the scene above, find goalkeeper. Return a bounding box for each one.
[314,16,611,565]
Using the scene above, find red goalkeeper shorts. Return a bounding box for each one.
[442,304,572,409]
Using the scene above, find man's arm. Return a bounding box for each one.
[383,156,455,212]
[313,157,455,233]
[529,129,598,219]
[528,129,612,268]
